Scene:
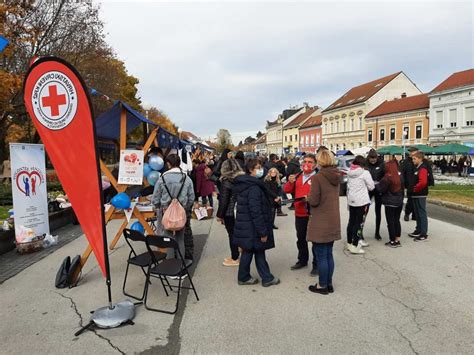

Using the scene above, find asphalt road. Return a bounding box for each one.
[0,200,472,354]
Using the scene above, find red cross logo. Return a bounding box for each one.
[41,85,67,117]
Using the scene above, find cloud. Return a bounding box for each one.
[100,0,473,139]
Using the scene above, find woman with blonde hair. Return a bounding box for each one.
[307,150,341,294]
[264,167,282,229]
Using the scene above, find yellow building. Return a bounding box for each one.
[282,106,319,154]
[322,71,422,152]
[365,93,430,148]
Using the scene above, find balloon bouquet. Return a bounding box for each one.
[143,155,164,186]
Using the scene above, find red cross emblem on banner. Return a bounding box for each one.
[42,85,66,117]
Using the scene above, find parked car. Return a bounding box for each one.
[336,155,355,196]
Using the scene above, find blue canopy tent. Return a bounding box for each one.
[336,150,353,156]
[95,101,158,141]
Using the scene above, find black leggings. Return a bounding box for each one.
[385,206,402,241]
[347,205,369,246]
[224,215,239,260]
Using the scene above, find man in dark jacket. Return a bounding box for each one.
[233,159,280,287]
[401,149,417,221]
[409,151,430,241]
[286,156,301,178]
[366,149,385,239]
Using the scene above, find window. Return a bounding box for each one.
[310,134,315,146]
[403,126,409,140]
[331,122,334,133]
[289,135,292,142]
[390,127,396,140]
[368,130,373,142]
[465,107,474,126]
[336,121,339,132]
[295,134,298,141]
[324,123,328,134]
[285,136,288,142]
[416,125,422,139]
[316,134,320,144]
[359,117,362,129]
[343,143,346,150]
[449,109,457,127]
[436,110,443,128]
[305,135,309,146]
[380,128,385,141]
[336,144,339,151]
[351,118,354,130]
[342,120,346,132]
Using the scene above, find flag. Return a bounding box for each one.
[23,57,108,276]
[0,35,9,53]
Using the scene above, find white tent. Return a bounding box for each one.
[352,146,372,156]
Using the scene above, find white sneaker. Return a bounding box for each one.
[348,244,365,254]
[346,243,351,250]
[359,240,369,247]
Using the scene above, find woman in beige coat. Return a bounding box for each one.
[306,150,341,295]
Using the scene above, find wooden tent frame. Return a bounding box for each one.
[78,103,162,273]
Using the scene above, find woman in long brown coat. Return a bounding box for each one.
[306,150,341,295]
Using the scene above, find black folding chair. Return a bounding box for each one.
[122,229,166,301]
[144,235,199,314]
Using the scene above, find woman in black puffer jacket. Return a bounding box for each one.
[376,160,404,248]
[216,157,244,266]
[233,159,280,287]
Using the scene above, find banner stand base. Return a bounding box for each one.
[74,299,136,336]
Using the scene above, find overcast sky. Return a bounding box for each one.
[100,0,473,143]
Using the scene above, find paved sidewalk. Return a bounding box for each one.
[0,200,473,354]
[178,199,474,354]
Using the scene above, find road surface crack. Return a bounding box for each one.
[359,254,424,353]
[55,292,125,354]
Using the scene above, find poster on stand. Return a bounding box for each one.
[10,143,50,238]
[118,149,144,185]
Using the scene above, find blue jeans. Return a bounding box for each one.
[313,242,334,288]
[238,250,274,284]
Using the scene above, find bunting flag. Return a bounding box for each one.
[23,57,108,276]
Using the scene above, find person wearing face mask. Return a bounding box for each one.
[284,154,318,276]
[264,168,283,229]
[233,159,279,287]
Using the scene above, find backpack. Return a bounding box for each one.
[55,255,81,288]
[161,174,187,233]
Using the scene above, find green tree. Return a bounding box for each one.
[216,129,233,153]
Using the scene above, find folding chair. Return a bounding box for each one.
[122,229,166,301]
[144,235,199,314]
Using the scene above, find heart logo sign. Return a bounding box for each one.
[14,168,44,197]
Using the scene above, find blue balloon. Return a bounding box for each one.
[130,221,145,234]
[111,192,131,209]
[143,163,152,178]
[147,171,160,186]
[149,155,164,171]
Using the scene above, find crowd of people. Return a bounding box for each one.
[148,145,433,295]
[432,155,472,177]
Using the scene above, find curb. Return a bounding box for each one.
[427,198,474,214]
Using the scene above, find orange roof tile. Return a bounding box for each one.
[284,107,318,128]
[430,69,474,94]
[300,114,322,129]
[323,72,402,112]
[366,94,429,118]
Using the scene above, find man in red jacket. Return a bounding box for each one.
[284,154,318,275]
[409,151,430,241]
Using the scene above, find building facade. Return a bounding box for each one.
[322,71,422,152]
[282,106,319,155]
[428,69,474,146]
[365,94,430,148]
[255,134,267,155]
[299,114,322,154]
[265,108,300,156]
